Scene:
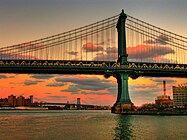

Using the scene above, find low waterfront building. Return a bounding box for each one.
[155,81,173,107]
[155,95,173,106]
[0,98,8,106]
[173,85,187,108]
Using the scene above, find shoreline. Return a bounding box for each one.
[1,108,187,115]
[0,107,48,110]
[117,111,187,116]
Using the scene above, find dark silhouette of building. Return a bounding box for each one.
[8,95,17,107]
[17,96,25,106]
[77,98,81,110]
[1,95,34,107]
[30,95,33,105]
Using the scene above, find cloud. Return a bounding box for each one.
[15,54,37,59]
[57,77,111,91]
[153,57,177,63]
[68,51,78,56]
[56,76,116,95]
[80,90,109,95]
[91,43,176,63]
[0,75,8,79]
[0,42,45,60]
[8,75,16,78]
[23,80,42,86]
[144,34,170,45]
[105,47,117,54]
[151,78,176,84]
[61,84,110,95]
[92,46,118,61]
[83,42,103,52]
[47,96,66,99]
[93,53,117,61]
[129,83,161,103]
[16,42,45,51]
[45,92,52,94]
[127,45,175,59]
[92,44,175,62]
[60,85,80,93]
[143,40,155,44]
[0,52,37,60]
[31,74,55,80]
[130,83,160,92]
[46,83,65,87]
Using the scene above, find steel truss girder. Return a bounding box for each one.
[0,60,186,77]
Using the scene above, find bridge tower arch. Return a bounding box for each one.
[112,10,133,113]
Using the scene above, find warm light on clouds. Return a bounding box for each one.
[0,73,187,106]
[127,45,174,59]
[144,34,170,45]
[83,42,103,52]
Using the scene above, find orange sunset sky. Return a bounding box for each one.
[0,0,187,106]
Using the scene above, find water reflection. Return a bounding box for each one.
[114,115,133,140]
[0,111,186,140]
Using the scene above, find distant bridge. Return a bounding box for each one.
[41,102,99,110]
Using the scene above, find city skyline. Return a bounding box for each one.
[0,94,33,107]
[0,0,187,106]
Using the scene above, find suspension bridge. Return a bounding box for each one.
[0,10,187,113]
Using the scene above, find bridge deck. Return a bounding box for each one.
[0,60,187,78]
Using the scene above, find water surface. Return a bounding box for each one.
[0,110,186,140]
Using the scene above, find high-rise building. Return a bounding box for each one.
[8,95,16,107]
[17,96,25,106]
[77,98,81,110]
[173,85,187,108]
[24,98,31,106]
[77,98,81,105]
[30,95,33,105]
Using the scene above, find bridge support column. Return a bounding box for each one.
[112,73,133,114]
[112,9,134,114]
[117,73,131,103]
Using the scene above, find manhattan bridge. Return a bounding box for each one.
[0,10,186,113]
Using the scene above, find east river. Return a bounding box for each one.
[0,110,186,140]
